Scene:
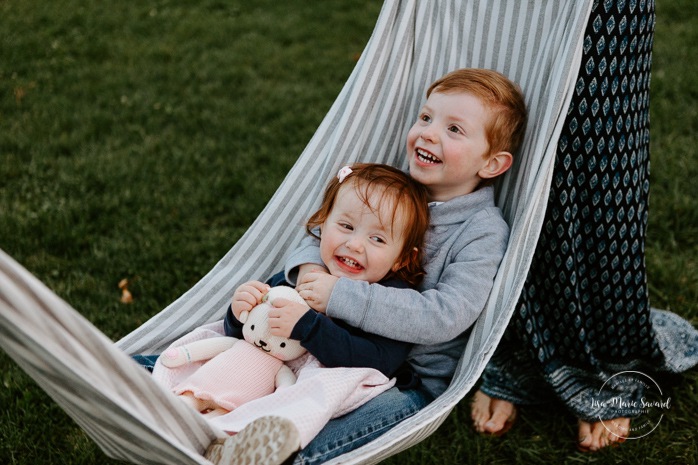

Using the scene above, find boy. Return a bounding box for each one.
[230,68,527,464]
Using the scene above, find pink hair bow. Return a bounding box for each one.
[337,166,353,183]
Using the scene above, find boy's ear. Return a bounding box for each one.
[478,151,513,180]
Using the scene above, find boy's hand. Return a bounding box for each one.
[231,280,270,320]
[296,271,338,314]
[296,263,328,286]
[268,298,311,338]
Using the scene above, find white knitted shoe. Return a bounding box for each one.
[204,416,301,465]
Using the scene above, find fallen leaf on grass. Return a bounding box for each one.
[118,278,133,304]
[14,82,36,104]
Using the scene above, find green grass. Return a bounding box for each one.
[1,0,696,464]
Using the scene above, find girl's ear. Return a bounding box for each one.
[478,151,513,180]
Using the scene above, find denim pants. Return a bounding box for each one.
[132,354,159,372]
[293,386,433,465]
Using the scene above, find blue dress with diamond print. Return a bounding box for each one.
[480,0,698,421]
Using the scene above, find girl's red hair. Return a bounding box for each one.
[307,163,430,287]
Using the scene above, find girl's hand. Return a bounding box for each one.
[296,271,338,314]
[268,298,311,338]
[231,280,270,320]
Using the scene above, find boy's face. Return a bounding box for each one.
[406,91,493,201]
[319,183,407,284]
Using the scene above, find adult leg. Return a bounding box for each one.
[474,0,658,450]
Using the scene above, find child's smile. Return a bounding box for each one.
[415,148,442,165]
[334,255,364,274]
[406,91,493,201]
[319,182,408,284]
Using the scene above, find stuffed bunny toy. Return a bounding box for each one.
[161,286,308,418]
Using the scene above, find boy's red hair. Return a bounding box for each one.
[428,68,528,157]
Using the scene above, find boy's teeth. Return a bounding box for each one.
[417,149,441,164]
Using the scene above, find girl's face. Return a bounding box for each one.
[320,182,408,284]
[406,91,493,201]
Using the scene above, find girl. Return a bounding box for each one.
[225,162,430,374]
[153,163,430,457]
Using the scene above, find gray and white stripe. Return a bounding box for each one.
[0,1,592,463]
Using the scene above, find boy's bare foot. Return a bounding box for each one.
[577,417,630,452]
[471,390,517,435]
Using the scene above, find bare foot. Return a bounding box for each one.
[578,417,630,451]
[471,390,517,435]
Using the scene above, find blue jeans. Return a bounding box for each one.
[132,354,159,372]
[294,386,433,465]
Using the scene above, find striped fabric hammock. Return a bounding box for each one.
[0,1,593,463]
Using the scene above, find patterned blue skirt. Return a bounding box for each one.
[481,0,698,421]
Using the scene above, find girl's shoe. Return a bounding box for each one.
[205,415,300,465]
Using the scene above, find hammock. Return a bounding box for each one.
[0,1,593,463]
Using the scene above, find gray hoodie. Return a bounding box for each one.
[285,185,509,397]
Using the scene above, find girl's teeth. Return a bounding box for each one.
[341,257,360,268]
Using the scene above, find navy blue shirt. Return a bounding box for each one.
[224,271,412,378]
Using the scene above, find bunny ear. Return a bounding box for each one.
[239,310,249,324]
[266,286,305,306]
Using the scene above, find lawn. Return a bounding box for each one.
[1,0,696,464]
